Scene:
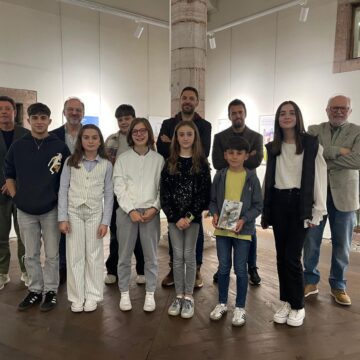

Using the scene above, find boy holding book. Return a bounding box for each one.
[209,137,262,326]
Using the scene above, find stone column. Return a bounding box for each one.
[171,0,207,117]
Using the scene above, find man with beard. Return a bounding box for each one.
[157,86,212,288]
[52,97,84,284]
[303,95,360,306]
[212,99,263,285]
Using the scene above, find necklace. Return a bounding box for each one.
[33,137,45,150]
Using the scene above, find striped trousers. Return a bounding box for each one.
[66,204,104,304]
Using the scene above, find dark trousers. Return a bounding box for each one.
[105,199,144,276]
[59,233,66,272]
[247,232,257,268]
[168,220,204,266]
[271,189,307,309]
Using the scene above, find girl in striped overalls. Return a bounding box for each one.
[58,124,113,313]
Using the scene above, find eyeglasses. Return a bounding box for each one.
[329,106,350,113]
[132,128,148,136]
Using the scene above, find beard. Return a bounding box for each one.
[232,120,244,129]
[329,117,346,127]
[181,104,195,115]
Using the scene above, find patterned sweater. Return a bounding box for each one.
[160,156,211,223]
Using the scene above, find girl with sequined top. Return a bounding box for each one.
[160,121,211,319]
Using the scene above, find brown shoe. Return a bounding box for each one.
[331,289,351,306]
[194,266,203,288]
[304,284,319,298]
[161,268,174,287]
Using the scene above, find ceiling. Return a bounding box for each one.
[61,0,306,30]
[1,0,309,30]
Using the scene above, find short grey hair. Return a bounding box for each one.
[327,94,352,109]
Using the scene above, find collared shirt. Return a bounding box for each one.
[58,155,113,225]
[64,124,82,154]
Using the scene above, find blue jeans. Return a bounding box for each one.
[216,236,250,308]
[303,191,355,290]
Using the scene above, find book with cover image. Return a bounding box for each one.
[218,200,243,231]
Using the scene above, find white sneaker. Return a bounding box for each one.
[181,298,194,319]
[104,274,117,285]
[168,297,183,316]
[119,291,132,311]
[84,300,97,312]
[287,308,305,327]
[135,275,146,285]
[143,292,156,312]
[210,303,228,320]
[273,302,291,324]
[0,274,10,290]
[21,272,30,287]
[71,302,84,313]
[232,307,246,326]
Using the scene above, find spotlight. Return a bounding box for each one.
[133,22,144,39]
[299,0,309,22]
[208,33,216,50]
[299,6,309,22]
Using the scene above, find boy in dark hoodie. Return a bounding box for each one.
[209,137,262,327]
[4,103,70,312]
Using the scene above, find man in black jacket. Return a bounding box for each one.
[0,96,29,290]
[5,103,70,311]
[51,97,84,284]
[212,99,263,285]
[157,87,212,288]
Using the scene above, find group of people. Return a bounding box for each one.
[0,87,358,328]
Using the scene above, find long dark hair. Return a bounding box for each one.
[271,100,305,155]
[67,124,108,168]
[127,118,155,150]
[167,121,208,175]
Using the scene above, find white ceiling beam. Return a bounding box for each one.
[60,0,169,28]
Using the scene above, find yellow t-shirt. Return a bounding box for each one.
[214,169,251,240]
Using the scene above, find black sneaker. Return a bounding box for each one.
[40,291,57,312]
[248,267,261,285]
[18,292,42,311]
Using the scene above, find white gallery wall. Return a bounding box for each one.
[206,0,360,136]
[0,0,170,139]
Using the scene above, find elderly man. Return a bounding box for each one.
[52,97,84,284]
[0,96,30,290]
[303,95,360,306]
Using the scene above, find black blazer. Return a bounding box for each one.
[156,112,212,159]
[50,125,66,142]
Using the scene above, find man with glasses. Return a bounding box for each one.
[303,95,360,306]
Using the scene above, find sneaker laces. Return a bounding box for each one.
[182,298,193,310]
[233,308,245,320]
[276,302,290,316]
